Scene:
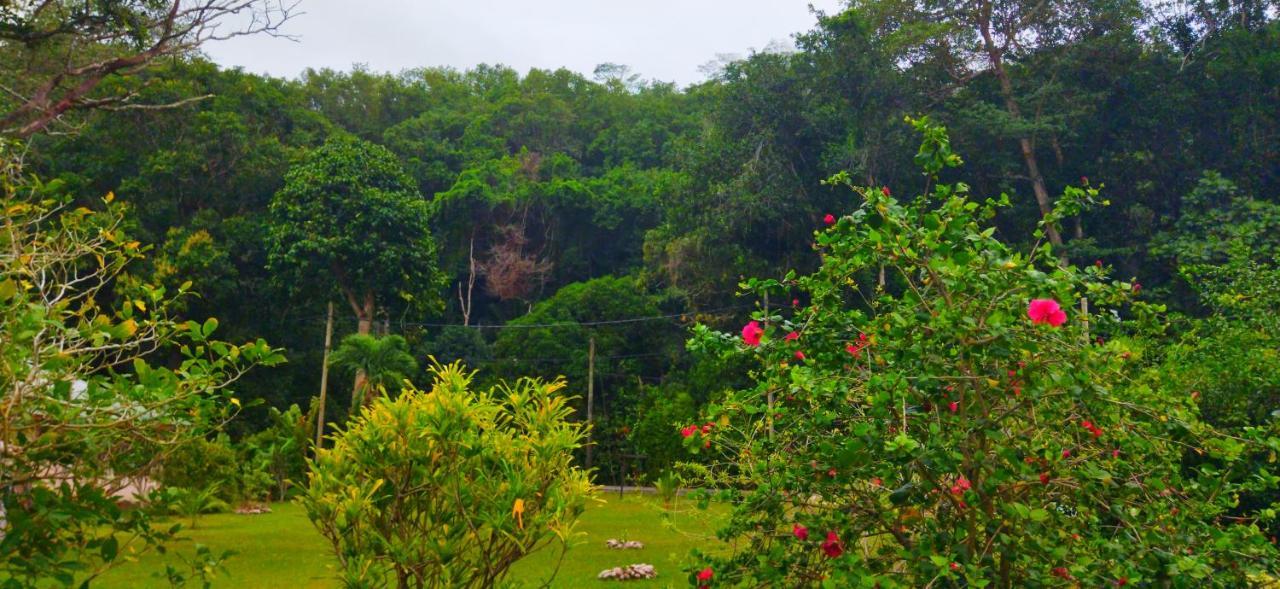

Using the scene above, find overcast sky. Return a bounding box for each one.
[202,0,845,86]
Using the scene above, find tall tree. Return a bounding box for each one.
[849,0,1142,247]
[267,135,442,336]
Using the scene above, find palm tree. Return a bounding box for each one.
[328,334,418,410]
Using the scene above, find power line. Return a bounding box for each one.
[468,352,673,364]
[300,303,755,330]
[395,304,754,329]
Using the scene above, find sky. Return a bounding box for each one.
[202,0,846,86]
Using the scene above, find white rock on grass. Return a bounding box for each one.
[597,563,657,581]
[604,539,644,549]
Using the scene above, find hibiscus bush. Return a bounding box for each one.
[685,120,1280,587]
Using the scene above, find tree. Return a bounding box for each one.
[328,334,418,409]
[302,362,590,589]
[0,0,295,138]
[0,147,283,585]
[684,121,1280,586]
[848,0,1142,248]
[267,135,443,336]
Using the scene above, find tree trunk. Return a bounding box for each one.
[977,1,1064,249]
[352,291,375,408]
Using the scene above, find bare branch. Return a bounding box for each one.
[0,0,298,138]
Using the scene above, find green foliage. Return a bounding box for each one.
[1161,251,1280,429]
[653,471,682,509]
[14,9,1280,440]
[155,486,231,530]
[1152,172,1280,268]
[302,361,591,589]
[418,325,491,367]
[686,124,1280,586]
[492,275,672,394]
[266,135,443,322]
[158,437,240,503]
[0,151,284,587]
[241,404,313,500]
[328,334,418,409]
[625,388,699,475]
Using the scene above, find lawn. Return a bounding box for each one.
[92,493,726,588]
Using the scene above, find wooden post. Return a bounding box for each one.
[315,301,334,451]
[1080,297,1090,343]
[585,336,596,472]
[764,292,774,439]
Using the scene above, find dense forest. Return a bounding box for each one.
[17,0,1280,482]
[10,0,1280,586]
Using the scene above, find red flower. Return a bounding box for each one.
[882,186,891,196]
[1132,282,1141,294]
[702,423,713,434]
[1027,298,1067,327]
[793,524,809,540]
[955,476,971,491]
[1052,567,1072,580]
[1062,448,1072,458]
[823,213,836,226]
[1112,449,1121,458]
[784,331,800,342]
[697,567,714,582]
[1115,577,1128,586]
[949,562,961,572]
[821,531,843,558]
[794,350,806,360]
[948,401,959,413]
[791,298,799,307]
[1040,472,1050,485]
[681,425,697,438]
[741,321,764,347]
[827,468,837,478]
[871,477,882,487]
[845,333,870,358]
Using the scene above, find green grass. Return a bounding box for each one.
[92,493,725,588]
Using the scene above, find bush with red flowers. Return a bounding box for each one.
[684,120,1280,587]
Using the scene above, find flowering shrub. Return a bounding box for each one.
[301,361,591,589]
[686,122,1280,586]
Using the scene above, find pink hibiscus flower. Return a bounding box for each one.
[1027,298,1067,327]
[742,321,764,346]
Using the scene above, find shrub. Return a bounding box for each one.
[0,154,283,586]
[627,387,699,474]
[150,486,229,529]
[241,403,312,501]
[684,120,1280,587]
[301,361,591,589]
[158,437,240,502]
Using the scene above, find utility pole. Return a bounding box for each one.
[585,336,596,472]
[315,301,334,452]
